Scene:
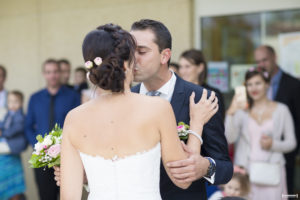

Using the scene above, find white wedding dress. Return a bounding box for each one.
[79,143,162,200]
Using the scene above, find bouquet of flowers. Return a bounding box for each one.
[29,124,62,168]
[177,122,190,140]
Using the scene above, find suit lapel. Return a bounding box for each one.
[275,72,286,101]
[170,76,186,121]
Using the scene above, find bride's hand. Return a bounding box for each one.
[189,89,219,127]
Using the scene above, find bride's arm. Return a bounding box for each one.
[158,100,190,189]
[60,113,84,200]
[159,90,218,189]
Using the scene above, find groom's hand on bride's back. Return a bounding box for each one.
[53,166,61,186]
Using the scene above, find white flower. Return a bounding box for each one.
[43,135,53,146]
[34,142,43,153]
[53,136,61,144]
[94,57,102,66]
[85,61,93,69]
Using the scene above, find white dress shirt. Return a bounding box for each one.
[140,71,177,102]
[139,71,215,184]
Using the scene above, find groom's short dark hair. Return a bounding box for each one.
[131,19,172,52]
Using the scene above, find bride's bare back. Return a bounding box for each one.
[67,92,164,159]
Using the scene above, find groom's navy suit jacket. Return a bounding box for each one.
[131,75,233,200]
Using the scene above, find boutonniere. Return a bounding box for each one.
[177,122,190,140]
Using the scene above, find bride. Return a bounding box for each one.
[60,24,218,200]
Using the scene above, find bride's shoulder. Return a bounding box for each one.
[65,101,93,121]
[132,94,172,114]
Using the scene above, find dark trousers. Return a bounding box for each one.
[34,168,59,200]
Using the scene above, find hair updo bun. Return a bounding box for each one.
[82,24,136,92]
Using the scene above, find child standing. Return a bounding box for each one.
[0,91,27,200]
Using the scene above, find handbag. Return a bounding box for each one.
[249,160,280,186]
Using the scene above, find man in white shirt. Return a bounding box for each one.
[130,19,232,200]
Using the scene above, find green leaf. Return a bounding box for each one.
[179,135,188,140]
[48,157,60,168]
[36,135,44,143]
[178,122,185,126]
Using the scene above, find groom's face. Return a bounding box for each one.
[130,29,162,83]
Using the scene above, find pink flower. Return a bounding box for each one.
[177,125,184,129]
[94,57,102,66]
[177,125,186,132]
[43,145,47,149]
[85,61,93,69]
[47,144,61,158]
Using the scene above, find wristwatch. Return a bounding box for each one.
[205,157,216,178]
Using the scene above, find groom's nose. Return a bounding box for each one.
[135,52,141,64]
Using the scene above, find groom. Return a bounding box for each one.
[130,19,232,200]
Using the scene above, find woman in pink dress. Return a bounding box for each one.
[225,67,296,200]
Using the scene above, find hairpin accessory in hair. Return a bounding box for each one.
[248,67,255,72]
[263,72,269,78]
[85,61,93,69]
[94,57,102,66]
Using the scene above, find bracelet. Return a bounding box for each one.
[187,130,203,145]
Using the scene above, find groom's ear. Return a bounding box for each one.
[160,48,171,65]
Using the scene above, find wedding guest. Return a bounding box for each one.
[0,90,27,200]
[0,65,8,120]
[169,62,179,74]
[209,166,250,200]
[254,45,300,194]
[58,59,73,89]
[178,49,225,120]
[74,67,89,94]
[225,67,296,199]
[25,59,80,200]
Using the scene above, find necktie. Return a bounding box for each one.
[146,91,161,97]
[49,95,55,130]
[4,113,13,130]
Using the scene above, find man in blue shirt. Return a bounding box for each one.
[25,59,80,200]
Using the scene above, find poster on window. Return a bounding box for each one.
[207,62,229,93]
[230,64,253,89]
[279,32,300,79]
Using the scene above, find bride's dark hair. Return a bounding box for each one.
[82,24,136,92]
